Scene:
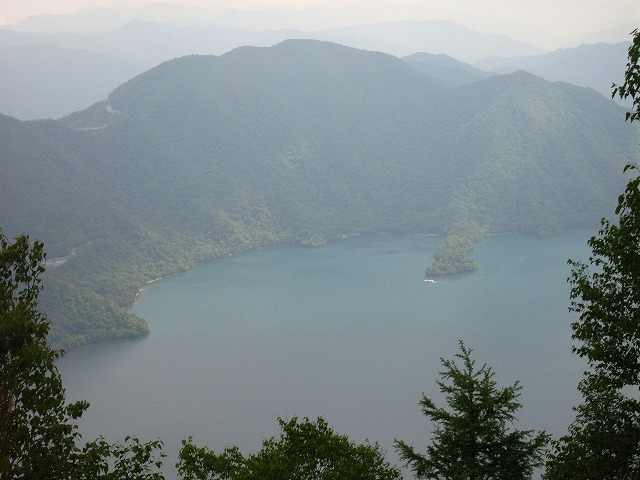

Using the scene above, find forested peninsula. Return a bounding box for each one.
[1,40,638,348]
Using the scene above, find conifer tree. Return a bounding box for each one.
[395,342,548,480]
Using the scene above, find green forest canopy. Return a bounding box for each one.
[1,40,638,348]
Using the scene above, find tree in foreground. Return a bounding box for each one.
[0,230,165,479]
[395,342,548,480]
[545,162,640,478]
[177,416,402,480]
[544,29,640,480]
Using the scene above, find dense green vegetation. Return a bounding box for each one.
[0,231,166,479]
[4,32,640,480]
[425,220,487,276]
[396,342,548,479]
[178,417,401,480]
[1,39,638,347]
[545,30,640,478]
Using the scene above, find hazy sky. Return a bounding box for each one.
[0,0,638,48]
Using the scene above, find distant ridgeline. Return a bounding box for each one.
[1,40,637,348]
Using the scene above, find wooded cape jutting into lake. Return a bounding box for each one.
[1,39,638,347]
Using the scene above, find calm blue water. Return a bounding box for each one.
[57,231,591,475]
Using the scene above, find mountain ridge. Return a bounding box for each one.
[402,52,495,87]
[1,21,630,120]
[475,42,630,103]
[1,40,637,348]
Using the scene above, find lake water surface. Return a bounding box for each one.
[57,231,592,474]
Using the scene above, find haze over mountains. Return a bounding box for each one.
[0,16,543,115]
[476,42,631,102]
[1,37,638,348]
[0,45,143,120]
[5,2,636,45]
[1,2,634,120]
[1,1,639,348]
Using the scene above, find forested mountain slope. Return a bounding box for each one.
[1,40,637,348]
[431,71,633,235]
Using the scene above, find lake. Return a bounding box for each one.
[57,231,592,475]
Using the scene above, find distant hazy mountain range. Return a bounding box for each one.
[0,18,542,67]
[1,14,631,120]
[476,42,630,102]
[8,3,637,46]
[0,45,144,120]
[1,40,637,348]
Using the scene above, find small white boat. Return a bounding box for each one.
[423,279,436,284]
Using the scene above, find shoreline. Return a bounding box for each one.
[133,276,166,305]
[130,231,446,306]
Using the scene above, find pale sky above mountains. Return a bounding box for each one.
[0,0,638,49]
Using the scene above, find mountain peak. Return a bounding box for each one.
[63,39,447,130]
[4,38,637,348]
